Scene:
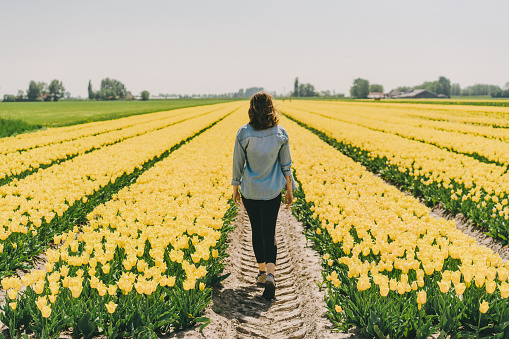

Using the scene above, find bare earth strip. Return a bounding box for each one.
[167,206,360,339]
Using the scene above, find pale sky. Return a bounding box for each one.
[1,0,508,97]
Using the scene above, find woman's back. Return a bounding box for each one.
[232,123,293,200]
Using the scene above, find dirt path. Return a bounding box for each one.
[168,206,359,338]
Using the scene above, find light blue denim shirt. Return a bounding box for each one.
[231,123,298,200]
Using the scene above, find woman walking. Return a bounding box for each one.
[231,91,297,300]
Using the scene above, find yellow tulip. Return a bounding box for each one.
[36,296,47,311]
[9,302,16,310]
[438,280,450,293]
[485,280,496,294]
[106,301,117,314]
[479,300,489,314]
[454,283,466,296]
[335,305,342,313]
[7,289,17,300]
[417,290,426,306]
[41,305,51,318]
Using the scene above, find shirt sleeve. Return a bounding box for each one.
[231,135,245,186]
[278,136,292,177]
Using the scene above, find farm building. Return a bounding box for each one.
[385,89,402,98]
[367,92,384,99]
[391,89,439,99]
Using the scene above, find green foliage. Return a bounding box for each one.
[414,76,451,97]
[88,80,94,100]
[91,78,128,100]
[369,84,384,93]
[3,94,16,102]
[459,84,502,97]
[292,79,317,97]
[48,79,65,101]
[141,91,150,101]
[243,87,264,98]
[0,118,41,138]
[451,83,461,96]
[26,81,48,101]
[350,78,370,99]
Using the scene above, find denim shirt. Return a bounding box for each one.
[231,123,298,200]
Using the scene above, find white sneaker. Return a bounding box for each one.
[257,271,267,285]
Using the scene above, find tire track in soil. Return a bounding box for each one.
[167,206,360,338]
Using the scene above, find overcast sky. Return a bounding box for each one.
[1,0,508,97]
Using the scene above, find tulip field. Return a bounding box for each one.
[282,101,509,338]
[1,99,509,338]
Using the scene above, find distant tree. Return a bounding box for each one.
[3,94,16,102]
[414,81,437,93]
[245,87,264,98]
[369,84,384,93]
[125,92,134,101]
[298,83,317,97]
[451,83,461,96]
[293,77,299,97]
[16,90,25,102]
[413,76,451,97]
[88,80,95,100]
[98,78,127,100]
[463,84,501,96]
[350,78,370,99]
[141,90,150,101]
[436,76,451,97]
[48,79,65,101]
[26,81,47,101]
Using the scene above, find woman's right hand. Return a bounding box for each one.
[233,186,241,206]
[285,190,293,209]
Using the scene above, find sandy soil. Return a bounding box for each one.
[166,206,360,339]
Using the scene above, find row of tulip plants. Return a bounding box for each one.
[282,106,509,245]
[283,115,509,338]
[0,107,247,338]
[0,104,223,186]
[0,102,241,278]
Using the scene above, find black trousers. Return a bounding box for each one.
[242,193,281,265]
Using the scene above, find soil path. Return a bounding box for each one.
[168,206,359,338]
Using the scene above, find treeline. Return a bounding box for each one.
[155,87,265,99]
[450,83,509,97]
[351,76,509,99]
[291,77,345,98]
[3,80,67,102]
[88,78,150,101]
[350,76,452,99]
[350,79,386,99]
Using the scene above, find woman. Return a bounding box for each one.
[231,91,297,300]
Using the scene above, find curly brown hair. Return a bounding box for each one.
[248,91,280,130]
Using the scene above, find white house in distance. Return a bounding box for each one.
[367,92,384,100]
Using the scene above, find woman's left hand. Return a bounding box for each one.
[233,186,241,206]
[285,190,293,209]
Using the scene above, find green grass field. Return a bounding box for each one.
[288,97,509,107]
[0,99,237,127]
